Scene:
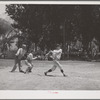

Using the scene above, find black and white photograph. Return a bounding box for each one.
[1,1,100,98]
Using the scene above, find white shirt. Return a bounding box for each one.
[52,49,62,60]
[27,53,38,62]
[16,48,26,59]
[27,53,33,61]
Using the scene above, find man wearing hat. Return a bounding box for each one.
[11,44,27,72]
[44,44,66,77]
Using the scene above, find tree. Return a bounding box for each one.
[6,5,100,54]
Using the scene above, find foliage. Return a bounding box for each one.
[5,5,100,51]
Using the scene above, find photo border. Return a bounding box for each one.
[0,0,100,99]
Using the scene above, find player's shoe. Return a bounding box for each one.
[29,68,32,72]
[63,74,67,77]
[19,70,25,73]
[44,72,47,76]
[24,71,29,74]
[10,70,14,72]
[29,70,32,72]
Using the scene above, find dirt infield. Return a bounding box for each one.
[0,59,100,90]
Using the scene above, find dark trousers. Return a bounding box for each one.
[11,56,22,72]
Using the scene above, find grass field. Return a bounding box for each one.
[0,59,100,90]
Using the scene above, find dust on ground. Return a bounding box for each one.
[0,59,100,90]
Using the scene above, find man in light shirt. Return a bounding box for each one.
[44,44,66,77]
[24,50,40,74]
[11,44,27,72]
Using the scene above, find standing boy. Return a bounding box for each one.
[25,50,40,74]
[11,44,27,72]
[44,44,66,77]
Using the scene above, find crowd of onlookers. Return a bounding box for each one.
[62,37,100,61]
[0,37,100,61]
[28,37,100,61]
